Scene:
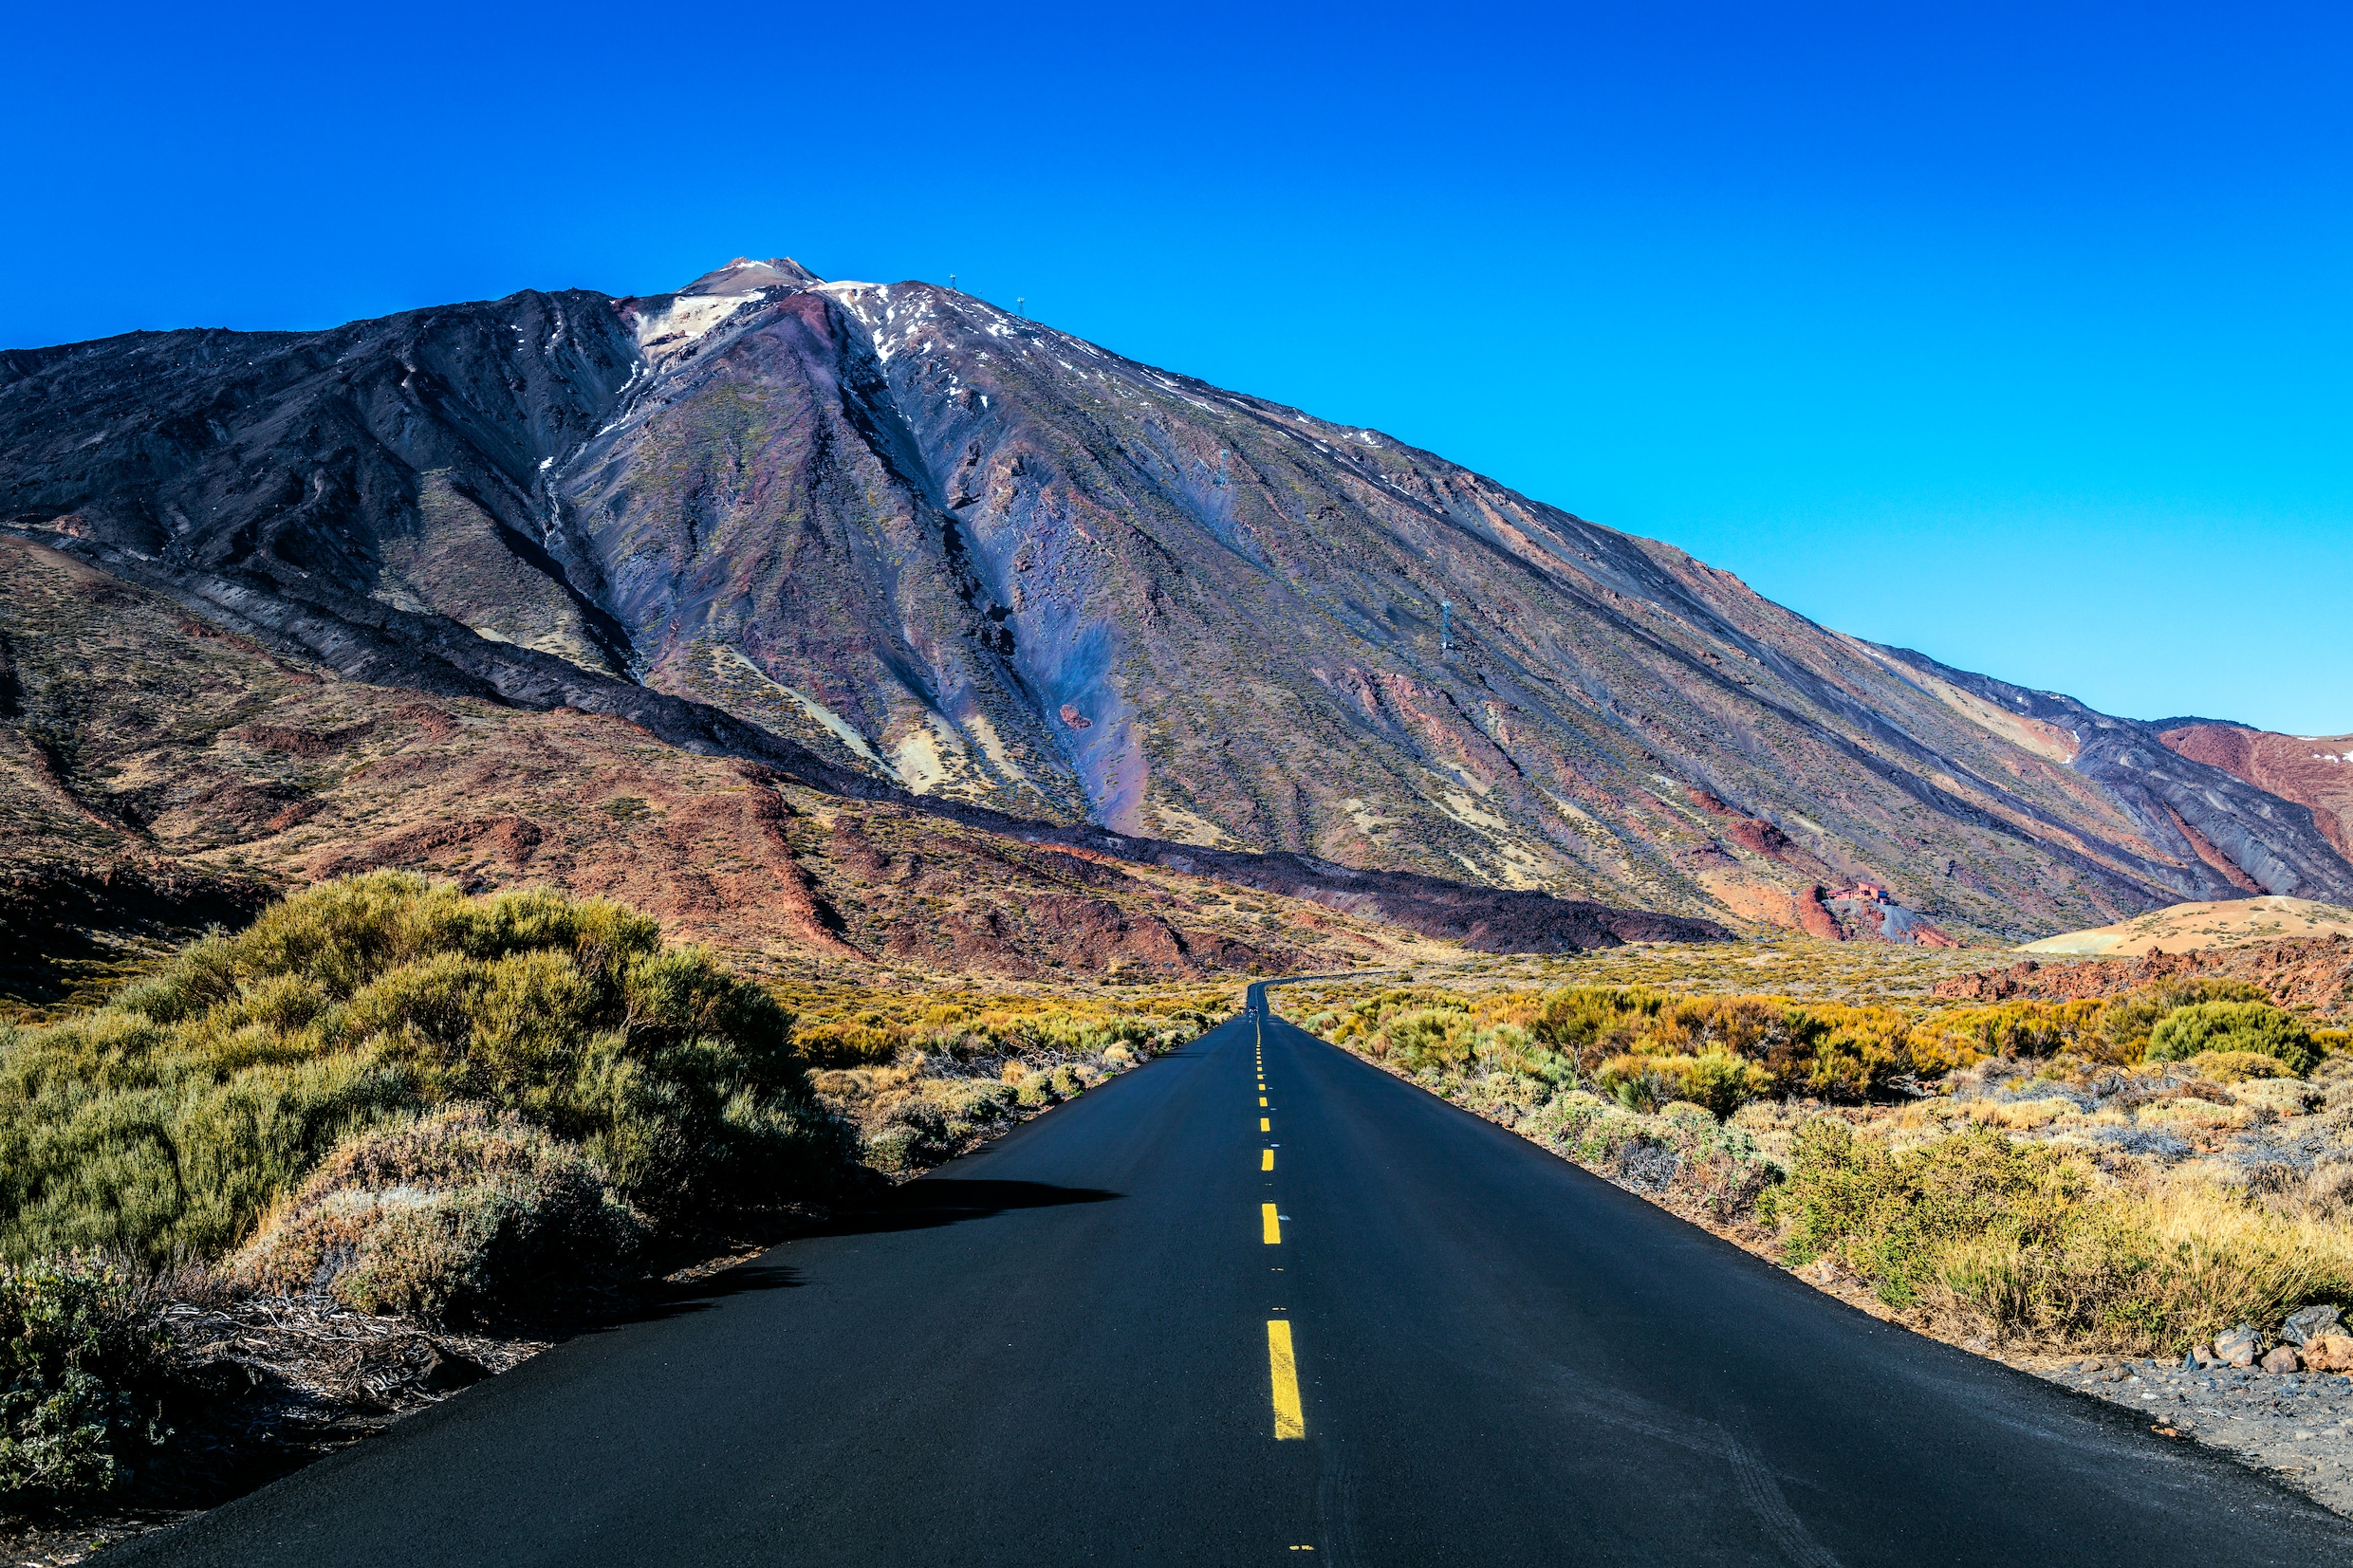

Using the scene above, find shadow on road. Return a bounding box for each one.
[818,1178,1122,1238]
[610,1183,1119,1325]
[612,1262,807,1325]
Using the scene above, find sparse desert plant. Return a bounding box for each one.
[1596,1053,1679,1114]
[790,981,1216,1176]
[1595,1048,1765,1118]
[1526,1091,1780,1218]
[0,1255,166,1498]
[1765,1120,2097,1310]
[235,1105,646,1324]
[1911,1001,2104,1071]
[2146,1001,2316,1075]
[1335,984,1913,1102]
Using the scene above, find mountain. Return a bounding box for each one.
[5,256,2349,945]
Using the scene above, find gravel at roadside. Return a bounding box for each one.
[2022,1355,2353,1515]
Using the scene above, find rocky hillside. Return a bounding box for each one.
[1,536,1721,1006]
[2159,722,2353,862]
[6,257,2349,943]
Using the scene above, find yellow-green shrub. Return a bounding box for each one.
[2098,979,2270,1062]
[1596,1048,1765,1117]
[1911,1001,2104,1072]
[0,873,854,1265]
[2188,1049,2291,1083]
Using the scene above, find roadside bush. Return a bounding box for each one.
[787,984,1221,1071]
[865,1100,955,1174]
[1341,985,1911,1102]
[235,1106,646,1324]
[0,873,855,1266]
[1765,1119,2353,1351]
[2146,1001,2316,1075]
[1529,1091,1780,1219]
[0,1256,165,1498]
[1768,1121,2097,1309]
[1912,1001,2105,1072]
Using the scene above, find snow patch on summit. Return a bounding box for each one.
[633,291,766,354]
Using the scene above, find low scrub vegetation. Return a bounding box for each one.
[2145,998,2318,1074]
[0,872,870,1496]
[1287,963,2353,1356]
[782,983,1230,1172]
[235,1105,648,1322]
[1768,1120,2353,1353]
[0,880,1230,1499]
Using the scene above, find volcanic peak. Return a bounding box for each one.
[681,256,823,295]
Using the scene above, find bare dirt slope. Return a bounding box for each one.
[2017,895,2353,957]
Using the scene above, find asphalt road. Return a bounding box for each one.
[120,982,2353,1566]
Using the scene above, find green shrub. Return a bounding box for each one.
[0,873,855,1266]
[866,1100,954,1173]
[0,1257,164,1498]
[2187,1049,2290,1083]
[2100,979,2270,1062]
[2146,1001,2315,1075]
[1596,1049,1762,1117]
[235,1106,646,1324]
[1596,1053,1677,1114]
[1343,985,1910,1101]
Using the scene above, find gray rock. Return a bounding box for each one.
[2282,1304,2344,1346]
[2215,1326,2265,1368]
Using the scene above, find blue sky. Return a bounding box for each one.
[11,2,2349,733]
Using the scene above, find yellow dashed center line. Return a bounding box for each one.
[1262,1203,1281,1244]
[1260,1117,1270,1132]
[1267,1319,1305,1439]
[1262,1148,1274,1171]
